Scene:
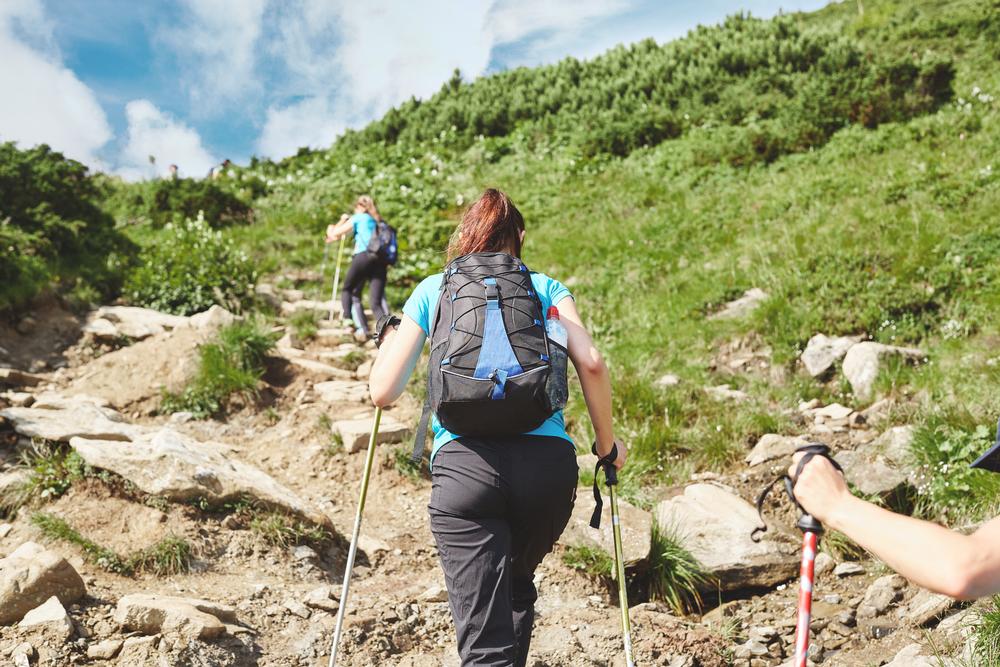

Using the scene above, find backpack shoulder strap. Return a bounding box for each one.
[410,275,448,464]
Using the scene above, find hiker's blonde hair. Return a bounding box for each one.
[355,195,383,222]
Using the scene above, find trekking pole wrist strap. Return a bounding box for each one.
[589,441,619,529]
[374,314,401,348]
[750,443,843,541]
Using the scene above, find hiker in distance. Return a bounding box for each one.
[368,188,627,667]
[326,195,390,340]
[790,438,1000,599]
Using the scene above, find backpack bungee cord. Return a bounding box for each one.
[751,443,842,667]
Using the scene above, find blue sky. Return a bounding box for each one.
[0,0,831,179]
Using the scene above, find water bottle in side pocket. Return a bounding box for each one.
[545,305,569,411]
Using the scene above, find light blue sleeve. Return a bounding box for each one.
[532,273,573,311]
[403,274,444,336]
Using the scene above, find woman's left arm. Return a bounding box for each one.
[369,315,426,407]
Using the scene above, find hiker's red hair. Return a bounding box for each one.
[447,189,525,260]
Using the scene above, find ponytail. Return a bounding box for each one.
[356,195,382,222]
[447,189,525,260]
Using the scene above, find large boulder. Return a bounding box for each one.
[800,334,861,378]
[0,541,86,625]
[69,428,333,529]
[560,494,651,566]
[655,484,798,590]
[335,413,411,453]
[114,593,236,640]
[842,342,926,402]
[83,306,188,341]
[0,399,143,443]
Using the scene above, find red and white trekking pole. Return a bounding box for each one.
[752,443,840,667]
[792,510,822,666]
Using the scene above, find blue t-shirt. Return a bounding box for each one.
[403,271,575,462]
[351,213,377,255]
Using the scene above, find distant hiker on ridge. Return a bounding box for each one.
[326,195,390,340]
[367,188,627,666]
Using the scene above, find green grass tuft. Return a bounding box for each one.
[645,520,715,615]
[972,596,1000,665]
[31,512,194,576]
[30,512,130,574]
[393,446,427,481]
[127,535,194,576]
[246,509,332,549]
[289,309,319,342]
[562,545,613,579]
[162,319,276,417]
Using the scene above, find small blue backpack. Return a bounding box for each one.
[367,219,398,265]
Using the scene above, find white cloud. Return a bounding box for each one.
[254,0,631,158]
[257,96,348,159]
[0,0,112,165]
[162,0,267,112]
[118,99,217,180]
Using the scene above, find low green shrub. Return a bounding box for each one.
[0,143,136,312]
[161,320,275,418]
[107,177,252,228]
[0,444,89,517]
[124,213,256,315]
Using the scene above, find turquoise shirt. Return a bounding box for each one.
[403,271,575,463]
[351,213,377,255]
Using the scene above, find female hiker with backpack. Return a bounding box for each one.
[367,188,627,667]
[325,195,390,339]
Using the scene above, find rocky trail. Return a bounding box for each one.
[0,288,979,666]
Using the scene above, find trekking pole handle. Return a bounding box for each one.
[592,442,619,486]
[787,443,843,535]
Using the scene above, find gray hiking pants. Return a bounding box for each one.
[428,435,578,667]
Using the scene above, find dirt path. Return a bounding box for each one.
[0,309,726,666]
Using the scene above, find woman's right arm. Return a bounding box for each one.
[326,214,353,241]
[369,316,426,407]
[557,297,627,469]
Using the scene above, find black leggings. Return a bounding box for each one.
[428,435,578,667]
[340,252,388,334]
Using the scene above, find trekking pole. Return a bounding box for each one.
[328,406,382,667]
[602,459,636,667]
[751,443,841,667]
[318,241,330,299]
[328,235,346,322]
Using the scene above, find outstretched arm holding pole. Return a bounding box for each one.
[791,453,1000,600]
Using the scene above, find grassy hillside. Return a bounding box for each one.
[6,0,1000,521]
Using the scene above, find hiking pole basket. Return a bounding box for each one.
[751,443,842,667]
[328,235,347,322]
[593,445,636,667]
[328,406,382,666]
